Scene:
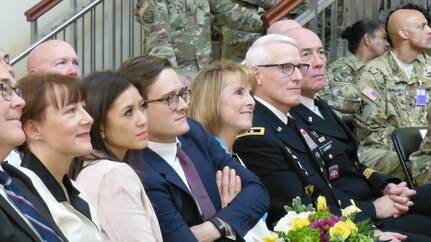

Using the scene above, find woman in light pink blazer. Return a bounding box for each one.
[70,71,162,242]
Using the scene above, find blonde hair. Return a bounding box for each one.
[188,60,256,135]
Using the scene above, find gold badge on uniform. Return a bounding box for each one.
[318,136,326,143]
[305,185,314,195]
[308,116,313,122]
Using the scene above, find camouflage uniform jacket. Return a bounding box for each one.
[320,52,362,115]
[327,51,363,84]
[409,104,431,185]
[353,51,431,149]
[212,0,268,62]
[135,0,266,78]
[135,0,212,79]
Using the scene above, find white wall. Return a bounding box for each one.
[0,1,73,79]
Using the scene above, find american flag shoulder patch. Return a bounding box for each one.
[361,85,379,102]
[138,0,150,17]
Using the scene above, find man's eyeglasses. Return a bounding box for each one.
[257,63,310,76]
[0,82,22,101]
[145,90,191,110]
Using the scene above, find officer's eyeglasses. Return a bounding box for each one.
[145,90,191,110]
[257,63,310,76]
[0,82,22,101]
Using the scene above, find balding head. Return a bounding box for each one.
[267,19,301,35]
[388,9,431,50]
[27,40,80,77]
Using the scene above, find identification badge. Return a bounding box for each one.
[300,129,318,151]
[328,165,339,180]
[416,87,427,105]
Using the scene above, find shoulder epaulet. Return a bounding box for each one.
[236,127,265,139]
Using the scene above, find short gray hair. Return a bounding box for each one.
[245,34,298,67]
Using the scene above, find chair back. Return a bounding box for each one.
[392,127,427,188]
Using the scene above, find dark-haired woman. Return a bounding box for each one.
[18,74,101,241]
[71,71,162,242]
[327,19,389,84]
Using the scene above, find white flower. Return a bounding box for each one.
[273,211,313,233]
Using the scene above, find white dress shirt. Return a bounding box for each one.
[300,96,324,118]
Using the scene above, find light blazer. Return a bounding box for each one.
[76,159,163,242]
[20,152,101,242]
[0,162,68,242]
[136,118,269,242]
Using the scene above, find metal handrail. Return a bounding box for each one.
[11,0,103,65]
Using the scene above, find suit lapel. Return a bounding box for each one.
[0,195,41,241]
[2,163,64,241]
[314,97,359,145]
[142,148,194,199]
[292,102,347,140]
[254,102,308,153]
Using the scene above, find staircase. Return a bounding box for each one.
[10,0,431,77]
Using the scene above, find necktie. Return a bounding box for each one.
[176,145,217,220]
[287,116,296,130]
[0,171,64,242]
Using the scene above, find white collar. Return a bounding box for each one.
[255,96,288,124]
[147,138,180,164]
[300,95,315,111]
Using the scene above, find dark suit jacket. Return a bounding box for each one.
[290,97,401,219]
[234,100,354,228]
[137,118,269,242]
[0,162,68,242]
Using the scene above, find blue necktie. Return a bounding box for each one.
[0,171,64,242]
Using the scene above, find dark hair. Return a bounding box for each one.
[117,56,173,98]
[341,19,383,54]
[69,71,141,179]
[18,74,86,152]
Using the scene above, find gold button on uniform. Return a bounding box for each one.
[328,154,333,159]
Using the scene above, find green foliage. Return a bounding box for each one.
[284,197,316,214]
[287,226,321,242]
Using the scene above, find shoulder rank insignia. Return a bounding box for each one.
[236,127,265,139]
[361,85,379,102]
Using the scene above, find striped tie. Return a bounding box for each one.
[0,171,64,242]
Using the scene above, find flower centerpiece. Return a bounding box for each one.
[263,196,376,242]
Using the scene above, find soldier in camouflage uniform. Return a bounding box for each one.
[214,0,308,63]
[135,0,264,79]
[409,106,431,185]
[352,9,431,179]
[211,0,267,62]
[322,19,389,117]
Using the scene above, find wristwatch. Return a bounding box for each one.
[209,217,226,238]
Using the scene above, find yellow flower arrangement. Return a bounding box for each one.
[264,196,375,242]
